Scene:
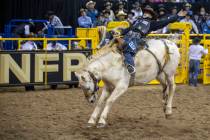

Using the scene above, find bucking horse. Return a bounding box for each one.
[75,26,180,128]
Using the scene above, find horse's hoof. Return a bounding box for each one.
[97,123,106,128]
[86,123,95,128]
[165,114,172,119]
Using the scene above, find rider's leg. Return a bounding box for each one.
[123,52,135,74]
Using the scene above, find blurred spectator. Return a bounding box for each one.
[13,20,35,38]
[157,4,168,19]
[202,17,210,33]
[180,12,199,34]
[20,41,38,50]
[131,1,143,20]
[171,6,178,15]
[189,37,208,86]
[45,11,64,35]
[86,1,99,23]
[78,8,93,28]
[103,1,115,21]
[93,13,105,27]
[127,12,135,24]
[192,6,208,33]
[184,3,193,15]
[193,14,203,33]
[115,1,128,15]
[116,10,127,21]
[199,6,207,17]
[46,41,67,51]
[103,10,112,25]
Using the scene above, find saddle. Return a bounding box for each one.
[114,38,171,86]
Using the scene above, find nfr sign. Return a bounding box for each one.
[0,50,91,86]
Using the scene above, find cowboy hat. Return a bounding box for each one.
[143,5,157,19]
[86,1,96,8]
[172,6,178,10]
[116,1,125,6]
[116,10,127,17]
[104,1,112,7]
[185,3,192,8]
[158,4,166,12]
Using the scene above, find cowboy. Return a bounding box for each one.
[157,4,168,19]
[78,8,93,28]
[184,3,193,15]
[86,1,98,23]
[131,1,143,20]
[115,5,186,74]
[180,11,199,34]
[103,1,115,21]
[189,37,208,86]
[116,10,127,21]
[115,1,127,16]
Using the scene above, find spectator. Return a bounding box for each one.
[171,6,178,16]
[103,10,112,26]
[103,1,115,21]
[197,6,208,32]
[46,11,64,35]
[127,12,135,24]
[93,13,105,27]
[13,20,35,38]
[116,10,127,21]
[115,1,127,15]
[193,14,203,33]
[78,8,93,28]
[180,12,199,34]
[189,37,208,86]
[202,17,210,33]
[157,4,167,19]
[199,6,207,17]
[20,41,38,50]
[131,1,143,20]
[184,3,193,15]
[46,41,67,51]
[86,1,99,23]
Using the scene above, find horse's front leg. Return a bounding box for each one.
[97,82,128,127]
[87,86,110,127]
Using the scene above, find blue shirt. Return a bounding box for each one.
[78,16,92,28]
[202,21,210,34]
[86,9,98,23]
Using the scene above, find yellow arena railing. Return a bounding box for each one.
[1,22,210,85]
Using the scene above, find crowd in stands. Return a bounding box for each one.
[78,0,210,34]
[1,0,210,51]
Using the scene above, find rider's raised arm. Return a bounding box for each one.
[149,15,180,32]
[149,10,186,32]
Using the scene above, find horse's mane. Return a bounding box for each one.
[89,40,119,63]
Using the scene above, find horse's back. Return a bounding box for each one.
[134,39,180,83]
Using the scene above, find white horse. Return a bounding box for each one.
[75,37,180,128]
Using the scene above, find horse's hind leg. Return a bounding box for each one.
[157,73,168,104]
[165,76,176,118]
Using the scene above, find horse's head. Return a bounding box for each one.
[75,70,99,104]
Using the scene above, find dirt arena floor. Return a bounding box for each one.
[0,85,210,140]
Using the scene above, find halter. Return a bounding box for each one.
[87,71,99,94]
